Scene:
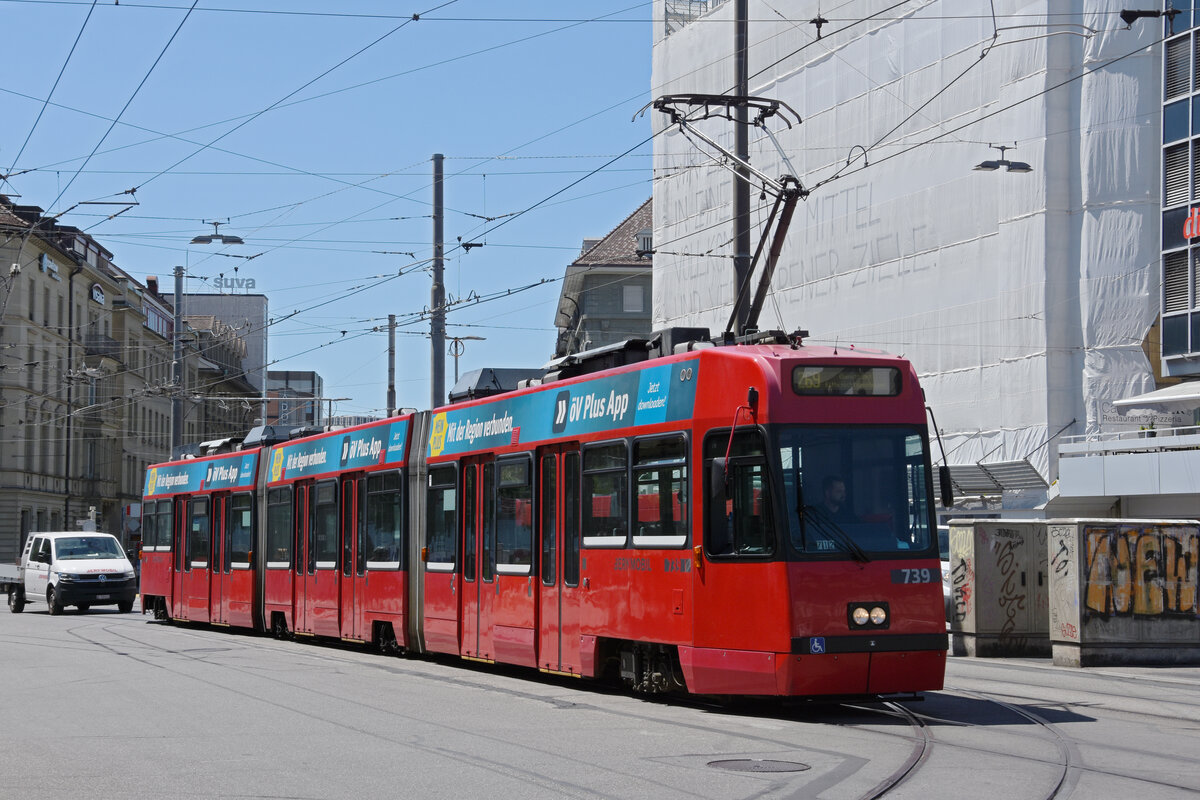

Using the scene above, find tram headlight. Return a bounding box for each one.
[851,606,870,626]
[870,606,888,626]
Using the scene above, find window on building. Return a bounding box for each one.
[623,284,644,313]
[1166,250,1189,313]
[1166,142,1189,207]
[1167,36,1191,100]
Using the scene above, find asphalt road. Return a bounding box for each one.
[2,601,1198,799]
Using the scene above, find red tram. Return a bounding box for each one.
[141,331,948,696]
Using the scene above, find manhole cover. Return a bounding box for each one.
[707,759,811,773]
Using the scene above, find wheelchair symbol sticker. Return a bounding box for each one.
[810,637,826,655]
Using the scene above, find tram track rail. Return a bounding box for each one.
[10,612,1200,800]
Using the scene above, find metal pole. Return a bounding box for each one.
[387,313,396,416]
[431,153,446,408]
[171,265,183,453]
[63,264,83,526]
[732,0,751,337]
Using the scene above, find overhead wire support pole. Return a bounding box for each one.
[172,265,184,454]
[387,313,396,417]
[431,153,446,409]
[733,0,751,337]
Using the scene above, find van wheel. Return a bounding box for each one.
[48,587,64,616]
[77,604,90,613]
[8,588,24,613]
[118,599,133,614]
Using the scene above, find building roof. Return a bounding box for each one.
[556,198,652,329]
[574,198,652,266]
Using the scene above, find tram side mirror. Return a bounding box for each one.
[938,465,954,508]
[708,457,728,538]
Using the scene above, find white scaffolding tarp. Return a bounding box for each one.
[651,1,1162,496]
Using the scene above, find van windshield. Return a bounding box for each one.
[54,536,124,560]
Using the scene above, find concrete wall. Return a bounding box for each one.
[1049,519,1200,667]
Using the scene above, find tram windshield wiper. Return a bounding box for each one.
[801,504,871,563]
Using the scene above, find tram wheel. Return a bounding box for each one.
[271,614,290,640]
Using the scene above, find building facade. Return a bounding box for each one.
[266,369,324,429]
[0,197,197,559]
[648,1,1181,517]
[554,199,654,357]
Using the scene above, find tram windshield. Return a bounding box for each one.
[776,426,934,558]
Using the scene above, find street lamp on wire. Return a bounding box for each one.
[191,219,244,245]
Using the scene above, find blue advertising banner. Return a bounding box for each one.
[144,452,259,497]
[267,419,410,483]
[427,359,699,458]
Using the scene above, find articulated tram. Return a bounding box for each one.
[141,331,948,696]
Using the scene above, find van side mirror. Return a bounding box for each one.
[938,465,954,508]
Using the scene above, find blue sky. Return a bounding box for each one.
[1,0,655,416]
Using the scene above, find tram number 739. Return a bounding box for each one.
[891,568,937,584]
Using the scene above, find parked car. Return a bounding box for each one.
[8,532,137,614]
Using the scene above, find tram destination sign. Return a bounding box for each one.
[267,419,410,483]
[427,359,699,458]
[144,452,259,497]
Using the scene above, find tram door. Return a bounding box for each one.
[537,447,583,674]
[171,496,187,619]
[183,496,213,622]
[210,494,228,625]
[293,485,309,633]
[302,481,340,637]
[339,476,365,641]
[459,458,495,660]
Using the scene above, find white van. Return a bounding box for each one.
[8,532,137,615]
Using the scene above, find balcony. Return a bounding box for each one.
[1056,425,1200,498]
[83,334,122,367]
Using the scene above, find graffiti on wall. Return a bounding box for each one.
[993,535,1027,641]
[1049,525,1079,640]
[1084,526,1199,618]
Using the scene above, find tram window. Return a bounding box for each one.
[228,494,253,569]
[704,430,775,558]
[365,472,403,570]
[426,466,457,570]
[311,482,338,570]
[266,488,292,568]
[563,452,580,587]
[496,457,533,574]
[482,463,495,582]
[632,435,688,548]
[582,442,628,547]
[540,456,556,586]
[156,499,173,551]
[462,465,476,580]
[188,498,211,569]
